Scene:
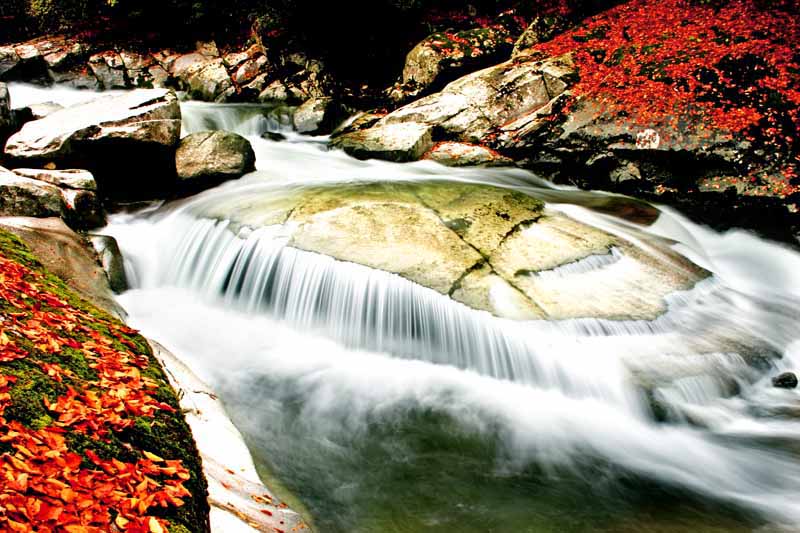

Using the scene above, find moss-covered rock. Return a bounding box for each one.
[0,228,210,533]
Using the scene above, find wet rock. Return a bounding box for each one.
[231,56,267,86]
[0,166,65,218]
[424,142,514,167]
[47,67,100,90]
[224,181,704,320]
[175,131,256,189]
[0,216,125,318]
[0,46,21,78]
[772,372,798,389]
[147,64,170,88]
[258,80,292,103]
[90,234,128,293]
[88,51,128,89]
[0,82,11,134]
[261,131,287,142]
[331,122,433,162]
[292,97,346,135]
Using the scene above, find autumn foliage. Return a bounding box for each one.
[530,0,799,196]
[0,234,207,533]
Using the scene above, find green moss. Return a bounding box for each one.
[3,361,64,429]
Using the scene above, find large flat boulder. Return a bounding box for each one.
[5,89,181,160]
[218,181,705,321]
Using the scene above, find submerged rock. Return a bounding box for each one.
[772,372,798,389]
[175,131,256,190]
[222,181,705,321]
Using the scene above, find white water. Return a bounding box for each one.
[11,85,800,529]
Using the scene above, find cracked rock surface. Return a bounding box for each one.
[221,181,706,321]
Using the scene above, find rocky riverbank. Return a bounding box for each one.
[2,0,796,245]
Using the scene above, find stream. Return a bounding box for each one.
[10,84,800,532]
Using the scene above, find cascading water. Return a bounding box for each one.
[11,85,800,532]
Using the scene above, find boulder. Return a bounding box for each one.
[4,89,181,160]
[424,142,514,167]
[12,168,96,190]
[215,181,706,321]
[4,90,181,200]
[0,167,65,218]
[12,168,103,229]
[175,131,256,188]
[292,97,346,135]
[90,234,128,293]
[231,56,267,86]
[0,46,20,78]
[395,27,514,102]
[331,54,576,161]
[772,372,798,389]
[182,59,235,102]
[0,216,125,318]
[331,122,433,162]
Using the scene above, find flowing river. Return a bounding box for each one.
[10,84,800,532]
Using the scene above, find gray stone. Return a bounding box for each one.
[5,89,181,161]
[333,54,576,161]
[12,168,96,190]
[399,27,513,100]
[0,166,65,218]
[90,234,128,293]
[512,15,572,58]
[176,130,256,185]
[0,82,10,132]
[292,97,346,135]
[0,46,21,78]
[331,122,433,162]
[772,372,798,389]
